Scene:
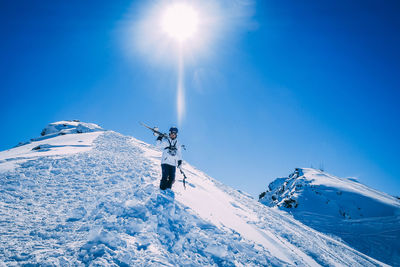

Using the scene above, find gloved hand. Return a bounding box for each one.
[177,160,182,167]
[157,134,164,141]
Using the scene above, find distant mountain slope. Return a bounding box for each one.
[0,122,386,266]
[259,168,400,266]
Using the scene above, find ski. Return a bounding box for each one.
[140,122,167,137]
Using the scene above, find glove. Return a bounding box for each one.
[177,160,182,167]
[156,134,164,141]
[153,127,159,136]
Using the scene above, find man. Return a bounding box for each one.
[156,126,183,190]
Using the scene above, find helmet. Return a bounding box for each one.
[169,126,178,134]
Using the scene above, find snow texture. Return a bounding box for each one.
[40,120,104,137]
[0,124,388,266]
[14,120,104,148]
[259,168,400,266]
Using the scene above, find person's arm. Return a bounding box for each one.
[155,134,165,148]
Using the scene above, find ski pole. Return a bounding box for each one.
[179,167,188,189]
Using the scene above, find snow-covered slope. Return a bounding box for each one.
[259,168,400,266]
[39,120,104,137]
[0,121,104,172]
[0,123,387,266]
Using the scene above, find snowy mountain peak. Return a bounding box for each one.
[40,120,104,137]
[14,120,104,148]
[259,168,400,265]
[259,167,399,218]
[0,129,389,266]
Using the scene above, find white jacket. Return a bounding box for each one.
[156,137,183,167]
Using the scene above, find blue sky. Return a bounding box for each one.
[1,0,399,197]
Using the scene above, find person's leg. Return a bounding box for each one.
[166,165,176,189]
[160,164,169,190]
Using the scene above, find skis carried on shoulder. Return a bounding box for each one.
[140,122,186,150]
[140,122,167,138]
[141,122,189,189]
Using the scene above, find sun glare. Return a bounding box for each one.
[161,3,199,42]
[129,0,226,125]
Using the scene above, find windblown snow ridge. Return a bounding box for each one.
[259,168,400,266]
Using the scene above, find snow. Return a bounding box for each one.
[0,120,104,172]
[40,120,103,137]
[0,132,102,172]
[259,168,400,266]
[0,124,388,266]
[304,168,399,208]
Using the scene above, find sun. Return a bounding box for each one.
[161,3,199,42]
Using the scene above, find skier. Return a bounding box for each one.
[156,126,183,190]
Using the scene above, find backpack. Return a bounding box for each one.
[165,138,178,156]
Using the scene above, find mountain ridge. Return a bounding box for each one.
[0,121,387,266]
[259,168,400,265]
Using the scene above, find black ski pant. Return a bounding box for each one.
[160,164,176,190]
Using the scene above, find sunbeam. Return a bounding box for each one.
[160,3,198,125]
[160,2,199,125]
[177,46,185,126]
